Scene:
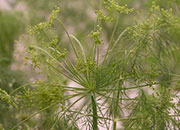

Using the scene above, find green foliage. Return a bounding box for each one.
[0,66,27,129]
[0,11,24,67]
[9,1,180,130]
[0,10,26,130]
[18,81,64,109]
[124,91,179,130]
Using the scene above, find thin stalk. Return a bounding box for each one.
[96,103,109,129]
[33,45,87,85]
[51,94,86,129]
[109,15,120,46]
[32,46,67,72]
[113,81,122,130]
[111,28,128,51]
[97,92,137,101]
[66,110,140,121]
[91,94,98,130]
[68,35,90,85]
[64,57,88,83]
[93,13,101,65]
[46,61,85,86]
[59,94,86,118]
[99,79,177,91]
[103,28,128,62]
[57,18,79,58]
[93,44,97,63]
[96,45,99,65]
[63,57,87,84]
[69,34,87,62]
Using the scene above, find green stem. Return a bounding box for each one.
[57,18,79,58]
[109,15,119,46]
[103,28,128,63]
[113,81,122,130]
[91,94,98,130]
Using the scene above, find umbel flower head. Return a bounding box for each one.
[10,2,180,130]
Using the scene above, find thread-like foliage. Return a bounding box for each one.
[9,1,180,130]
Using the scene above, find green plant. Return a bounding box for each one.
[0,10,26,130]
[0,11,24,67]
[8,1,180,130]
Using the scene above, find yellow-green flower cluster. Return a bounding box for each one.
[127,3,177,42]
[76,56,96,73]
[28,46,40,70]
[149,2,174,29]
[20,82,64,109]
[50,48,67,60]
[47,6,60,29]
[86,57,96,71]
[88,25,103,45]
[0,88,17,108]
[127,22,153,41]
[104,0,134,14]
[0,88,11,104]
[150,2,160,12]
[27,6,60,36]
[49,35,58,48]
[26,6,63,69]
[95,10,114,22]
[48,36,67,60]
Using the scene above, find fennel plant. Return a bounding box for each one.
[4,1,180,130]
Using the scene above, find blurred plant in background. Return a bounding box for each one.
[0,10,27,129]
[0,11,23,66]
